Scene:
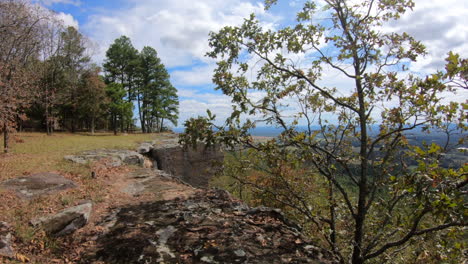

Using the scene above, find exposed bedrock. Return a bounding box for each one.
[148,139,224,188]
[0,172,77,200]
[64,149,146,167]
[89,189,339,264]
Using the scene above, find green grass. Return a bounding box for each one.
[0,131,179,263]
[0,132,162,181]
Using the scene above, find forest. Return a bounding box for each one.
[0,1,179,153]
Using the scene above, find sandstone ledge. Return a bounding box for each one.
[89,189,339,264]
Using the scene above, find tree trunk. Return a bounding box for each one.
[91,116,95,135]
[71,85,76,133]
[3,125,9,153]
[45,84,51,135]
[160,118,164,132]
[46,118,50,135]
[113,114,117,135]
[48,113,54,135]
[45,105,51,136]
[352,66,368,264]
[18,117,23,132]
[120,115,124,133]
[328,179,337,252]
[137,93,144,133]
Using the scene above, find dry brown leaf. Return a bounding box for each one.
[15,253,30,263]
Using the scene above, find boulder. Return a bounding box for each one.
[0,222,14,258]
[64,149,145,167]
[31,202,92,236]
[0,172,77,199]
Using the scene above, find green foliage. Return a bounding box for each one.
[137,46,179,132]
[192,0,468,263]
[56,26,91,133]
[179,110,218,149]
[105,82,133,134]
[103,36,139,131]
[103,35,139,92]
[77,65,108,133]
[103,36,179,133]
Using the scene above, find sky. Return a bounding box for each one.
[38,0,468,128]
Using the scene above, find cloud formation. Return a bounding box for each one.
[389,0,468,73]
[56,12,79,29]
[171,64,216,86]
[39,0,81,6]
[83,0,273,67]
[53,0,466,126]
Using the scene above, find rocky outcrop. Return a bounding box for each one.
[150,139,224,188]
[137,142,154,154]
[64,139,222,188]
[31,202,92,236]
[0,222,14,258]
[0,172,77,199]
[89,189,339,264]
[64,149,146,167]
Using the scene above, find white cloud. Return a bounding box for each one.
[83,0,279,67]
[178,91,233,125]
[77,0,466,127]
[171,64,216,86]
[386,0,468,73]
[56,12,79,29]
[39,0,81,6]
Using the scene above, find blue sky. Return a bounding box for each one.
[38,0,468,128]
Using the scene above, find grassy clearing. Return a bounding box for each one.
[0,132,175,263]
[0,132,160,181]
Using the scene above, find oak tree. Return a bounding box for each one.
[191,0,468,263]
[0,0,50,152]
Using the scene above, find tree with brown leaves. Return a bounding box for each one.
[0,0,49,152]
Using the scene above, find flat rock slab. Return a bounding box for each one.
[64,149,145,167]
[0,222,14,258]
[121,168,195,199]
[89,189,339,264]
[0,172,77,200]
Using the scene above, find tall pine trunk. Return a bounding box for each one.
[120,115,124,133]
[113,114,117,135]
[45,82,51,135]
[91,115,95,135]
[137,93,145,133]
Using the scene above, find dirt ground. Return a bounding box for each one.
[1,159,197,263]
[0,133,196,264]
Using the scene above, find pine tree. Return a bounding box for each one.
[57,26,90,133]
[77,65,107,134]
[103,36,139,131]
[137,46,178,132]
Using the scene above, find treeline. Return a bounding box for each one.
[0,0,178,153]
[103,36,178,134]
